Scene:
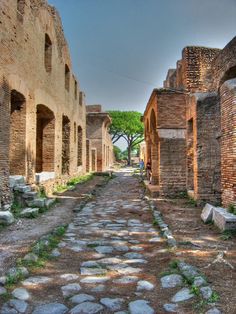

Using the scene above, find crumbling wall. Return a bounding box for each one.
[181,46,220,92]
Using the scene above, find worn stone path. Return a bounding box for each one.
[1,170,173,313]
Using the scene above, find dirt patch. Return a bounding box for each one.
[0,175,106,276]
[154,197,236,314]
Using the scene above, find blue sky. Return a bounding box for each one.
[48,0,236,113]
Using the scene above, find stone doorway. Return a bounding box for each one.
[91,149,97,172]
[10,90,26,175]
[62,115,70,175]
[36,104,55,173]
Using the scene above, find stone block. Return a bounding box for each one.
[14,185,31,193]
[201,203,215,223]
[9,175,25,188]
[31,198,46,208]
[20,208,39,218]
[45,198,56,209]
[213,207,236,231]
[35,172,55,183]
[22,191,38,199]
[0,211,14,225]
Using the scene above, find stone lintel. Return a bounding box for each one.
[157,129,185,139]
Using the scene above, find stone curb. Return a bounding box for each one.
[144,196,177,247]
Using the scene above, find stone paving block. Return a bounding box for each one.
[201,203,215,223]
[20,208,39,218]
[171,288,194,302]
[32,303,68,314]
[0,211,14,225]
[213,207,236,231]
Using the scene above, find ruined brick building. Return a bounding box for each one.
[86,105,113,173]
[143,37,236,208]
[0,0,113,210]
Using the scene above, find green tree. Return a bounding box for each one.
[108,111,144,165]
[113,145,122,161]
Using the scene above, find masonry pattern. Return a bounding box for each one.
[144,38,236,207]
[0,0,113,209]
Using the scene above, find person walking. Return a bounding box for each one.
[139,159,145,178]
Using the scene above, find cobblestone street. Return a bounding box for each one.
[1,170,169,313]
[1,170,232,314]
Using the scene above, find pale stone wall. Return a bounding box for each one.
[0,0,86,206]
[86,106,113,172]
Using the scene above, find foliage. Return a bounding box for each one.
[220,229,236,240]
[228,203,236,215]
[113,145,123,161]
[190,285,201,296]
[108,111,144,165]
[54,173,94,193]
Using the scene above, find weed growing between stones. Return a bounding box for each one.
[187,197,198,207]
[5,270,25,288]
[11,193,23,218]
[54,173,94,193]
[220,229,236,240]
[190,285,201,296]
[17,225,67,271]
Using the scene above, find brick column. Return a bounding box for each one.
[220,79,236,207]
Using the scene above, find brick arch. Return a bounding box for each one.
[36,104,55,173]
[150,109,157,133]
[219,66,236,87]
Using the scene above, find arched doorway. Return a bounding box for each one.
[10,90,26,175]
[36,104,55,173]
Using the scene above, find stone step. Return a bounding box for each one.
[0,211,14,225]
[45,198,56,209]
[14,185,32,193]
[20,208,39,218]
[26,198,46,208]
[22,191,38,200]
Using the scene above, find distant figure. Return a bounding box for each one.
[146,161,152,184]
[139,159,145,177]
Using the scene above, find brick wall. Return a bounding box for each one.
[86,105,102,113]
[156,90,187,129]
[0,78,11,207]
[9,90,26,175]
[86,109,113,172]
[211,36,236,90]
[62,116,70,175]
[181,46,220,92]
[189,93,221,204]
[86,139,91,172]
[0,0,87,205]
[220,79,236,207]
[77,126,83,167]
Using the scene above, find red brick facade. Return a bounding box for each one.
[144,37,236,207]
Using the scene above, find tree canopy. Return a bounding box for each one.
[108,111,144,165]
